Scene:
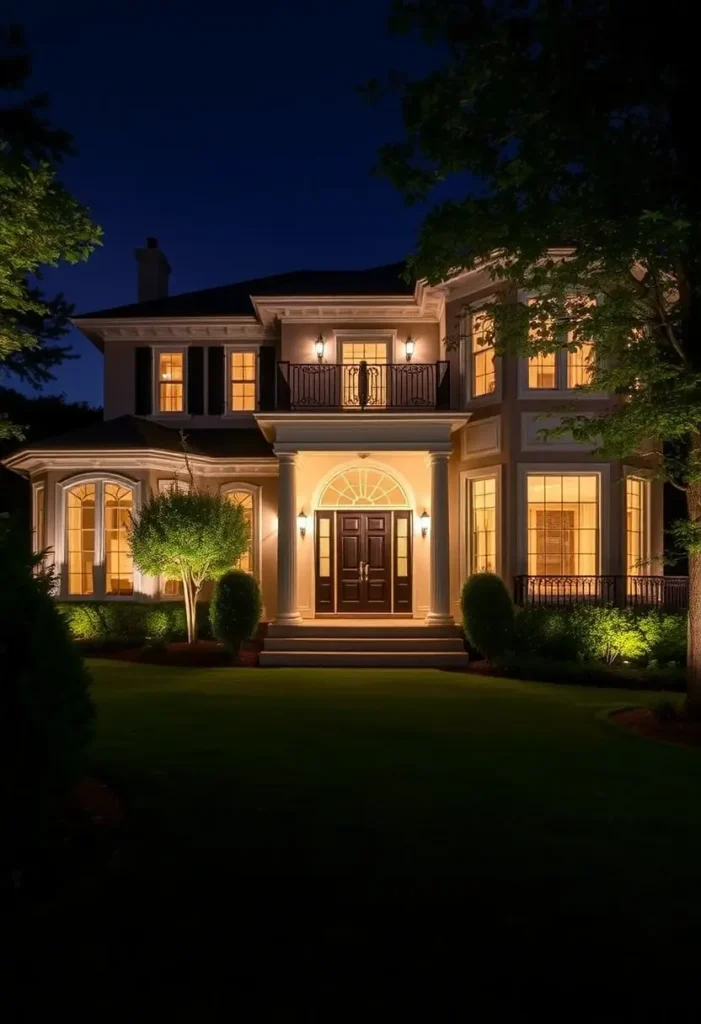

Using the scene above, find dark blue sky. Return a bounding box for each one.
[13,0,444,406]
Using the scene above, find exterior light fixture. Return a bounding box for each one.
[315,335,325,361]
[298,509,308,538]
[420,509,430,538]
[405,336,416,361]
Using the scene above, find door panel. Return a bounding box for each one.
[337,514,364,612]
[336,511,392,613]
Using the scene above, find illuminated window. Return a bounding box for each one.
[341,341,388,408]
[626,477,649,576]
[33,483,45,554]
[104,484,134,595]
[470,477,497,573]
[396,516,409,578]
[528,349,557,389]
[318,516,331,579]
[67,483,96,595]
[471,311,496,397]
[226,489,255,573]
[527,475,598,576]
[230,351,257,411]
[158,351,184,412]
[567,342,595,388]
[319,467,408,508]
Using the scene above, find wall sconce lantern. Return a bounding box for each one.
[315,334,325,361]
[405,336,416,362]
[420,509,430,538]
[298,510,308,538]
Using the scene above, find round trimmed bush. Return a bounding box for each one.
[461,572,514,662]
[210,570,263,654]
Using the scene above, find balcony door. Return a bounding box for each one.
[341,341,388,409]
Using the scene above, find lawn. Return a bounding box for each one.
[12,663,701,1013]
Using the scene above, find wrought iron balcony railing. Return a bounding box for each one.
[276,361,451,411]
[513,575,689,611]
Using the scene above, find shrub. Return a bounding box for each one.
[636,610,687,666]
[58,600,212,644]
[0,526,94,875]
[495,652,685,692]
[461,572,514,661]
[210,570,263,654]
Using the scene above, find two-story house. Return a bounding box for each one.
[4,238,665,666]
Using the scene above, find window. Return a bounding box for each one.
[528,350,557,389]
[470,477,497,573]
[319,467,409,508]
[230,351,257,411]
[471,311,496,397]
[396,516,409,578]
[626,476,649,576]
[158,351,184,412]
[341,341,388,408]
[104,484,134,595]
[567,342,595,388]
[318,516,331,579]
[64,478,136,597]
[33,483,45,554]
[226,489,255,572]
[67,483,96,595]
[527,474,598,576]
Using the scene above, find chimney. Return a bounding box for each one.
[135,236,171,302]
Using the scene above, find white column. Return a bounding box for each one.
[275,451,302,624]
[426,451,453,625]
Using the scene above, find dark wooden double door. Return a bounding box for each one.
[337,511,392,613]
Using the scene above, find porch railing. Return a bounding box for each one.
[513,575,689,611]
[276,361,451,411]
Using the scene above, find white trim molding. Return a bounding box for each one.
[32,480,46,556]
[516,463,612,576]
[459,465,503,584]
[54,472,145,600]
[461,415,502,460]
[520,413,600,453]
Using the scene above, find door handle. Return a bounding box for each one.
[358,561,366,582]
[362,562,369,581]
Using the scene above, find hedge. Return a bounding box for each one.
[58,601,213,644]
[512,605,687,667]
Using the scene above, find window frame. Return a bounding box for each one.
[32,481,46,556]
[459,466,502,582]
[516,464,610,576]
[55,473,142,600]
[224,345,261,415]
[624,469,652,577]
[460,304,502,407]
[220,482,262,579]
[152,345,188,417]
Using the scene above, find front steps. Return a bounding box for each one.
[259,621,470,668]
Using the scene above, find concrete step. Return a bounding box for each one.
[263,636,467,652]
[267,623,461,640]
[258,650,471,669]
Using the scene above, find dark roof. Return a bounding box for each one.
[21,415,274,458]
[76,262,413,320]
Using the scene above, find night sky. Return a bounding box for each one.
[13,0,446,406]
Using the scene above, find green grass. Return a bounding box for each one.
[14,663,701,1012]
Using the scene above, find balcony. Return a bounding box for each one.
[513,575,689,611]
[275,361,451,411]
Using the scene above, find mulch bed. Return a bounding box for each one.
[613,707,701,749]
[90,640,260,668]
[69,776,126,829]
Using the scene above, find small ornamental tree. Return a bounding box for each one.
[129,487,249,644]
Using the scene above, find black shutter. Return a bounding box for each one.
[208,346,225,415]
[258,345,276,411]
[135,347,152,416]
[188,347,204,415]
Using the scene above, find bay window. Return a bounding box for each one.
[471,311,496,397]
[63,477,137,597]
[527,474,599,576]
[626,476,650,576]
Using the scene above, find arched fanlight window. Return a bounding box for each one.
[318,467,409,508]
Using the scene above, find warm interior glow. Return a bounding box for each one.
[341,342,388,408]
[158,351,184,412]
[471,477,496,572]
[230,351,257,411]
[471,311,496,396]
[626,477,648,576]
[104,484,134,595]
[318,516,331,578]
[396,516,409,576]
[67,483,96,595]
[319,467,408,508]
[227,489,254,572]
[567,341,595,388]
[527,302,557,388]
[527,474,598,576]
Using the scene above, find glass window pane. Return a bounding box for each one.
[104,483,134,595]
[67,484,96,595]
[526,474,599,578]
[471,475,497,573]
[226,490,254,572]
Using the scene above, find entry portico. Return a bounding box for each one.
[255,412,468,625]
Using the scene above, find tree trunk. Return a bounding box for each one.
[182,571,195,645]
[191,584,200,644]
[687,480,701,710]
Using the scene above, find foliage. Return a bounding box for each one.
[461,573,514,662]
[373,0,701,699]
[495,652,685,693]
[0,522,94,875]
[129,486,250,643]
[514,606,687,667]
[210,570,263,655]
[0,25,101,438]
[0,385,101,456]
[59,600,213,644]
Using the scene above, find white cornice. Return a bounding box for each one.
[251,286,444,325]
[3,447,278,477]
[73,316,275,350]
